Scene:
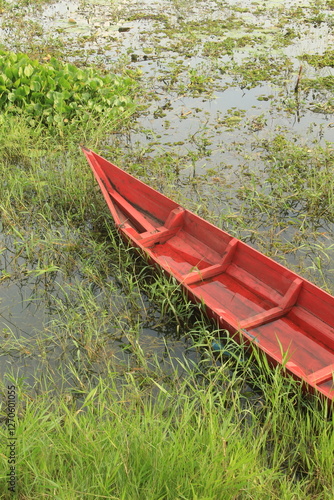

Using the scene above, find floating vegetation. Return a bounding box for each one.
[203,35,264,57]
[0,51,137,130]
[220,53,293,88]
[302,75,334,91]
[301,50,334,68]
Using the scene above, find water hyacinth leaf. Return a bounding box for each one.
[4,66,13,79]
[6,52,17,63]
[100,88,113,98]
[0,49,136,130]
[55,103,72,115]
[53,91,64,102]
[0,73,10,84]
[53,114,64,124]
[23,64,34,78]
[58,76,71,90]
[46,90,56,103]
[47,75,56,88]
[81,92,91,103]
[88,78,103,90]
[11,66,20,80]
[30,80,41,92]
[62,90,71,100]
[63,63,77,75]
[75,69,86,81]
[31,91,44,102]
[14,86,30,98]
[113,97,124,107]
[30,102,43,115]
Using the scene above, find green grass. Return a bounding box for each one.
[1,357,333,500]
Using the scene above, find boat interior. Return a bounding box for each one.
[84,148,334,398]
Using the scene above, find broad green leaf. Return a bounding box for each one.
[58,77,71,90]
[31,91,44,101]
[30,80,41,92]
[81,92,91,102]
[53,114,64,124]
[62,90,71,100]
[0,49,135,129]
[24,64,34,78]
[9,53,17,63]
[33,102,44,115]
[0,73,10,85]
[14,86,29,98]
[47,75,56,89]
[4,67,13,80]
[63,63,77,75]
[46,90,56,102]
[76,69,85,81]
[88,78,103,90]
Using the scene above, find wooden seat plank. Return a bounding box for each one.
[240,278,303,329]
[183,238,238,285]
[309,365,334,385]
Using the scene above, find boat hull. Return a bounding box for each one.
[82,147,334,403]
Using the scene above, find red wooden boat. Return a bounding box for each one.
[82,147,334,403]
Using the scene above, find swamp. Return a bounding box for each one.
[0,0,333,498]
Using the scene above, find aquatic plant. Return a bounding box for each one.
[0,51,137,130]
[300,50,334,68]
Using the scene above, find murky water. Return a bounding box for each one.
[0,223,199,388]
[0,0,333,388]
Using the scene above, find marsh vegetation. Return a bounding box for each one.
[0,0,333,498]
